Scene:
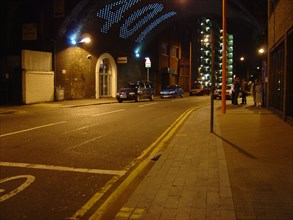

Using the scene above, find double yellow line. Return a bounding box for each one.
[70,105,203,220]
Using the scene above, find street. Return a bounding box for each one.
[0,96,210,220]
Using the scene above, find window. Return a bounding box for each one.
[161,43,168,55]
[270,43,284,112]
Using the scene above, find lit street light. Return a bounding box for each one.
[70,35,91,45]
[80,37,91,44]
[258,48,265,54]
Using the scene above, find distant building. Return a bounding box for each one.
[153,24,192,93]
[197,18,233,88]
[268,0,293,123]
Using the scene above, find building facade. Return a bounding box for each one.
[197,18,233,88]
[267,0,293,123]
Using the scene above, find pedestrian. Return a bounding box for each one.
[230,83,234,104]
[241,78,248,105]
[232,76,241,105]
[255,80,263,107]
[250,79,257,105]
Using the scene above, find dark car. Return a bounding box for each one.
[189,83,210,96]
[116,81,154,103]
[213,84,233,100]
[160,85,184,98]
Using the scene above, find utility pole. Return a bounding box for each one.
[210,29,215,133]
[221,0,227,114]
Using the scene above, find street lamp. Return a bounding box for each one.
[258,48,265,54]
[80,37,91,44]
[69,35,91,45]
[257,46,268,107]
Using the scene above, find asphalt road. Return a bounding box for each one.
[0,96,210,220]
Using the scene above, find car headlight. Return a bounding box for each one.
[129,92,135,95]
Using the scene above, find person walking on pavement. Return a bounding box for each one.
[241,78,248,105]
[255,79,263,107]
[232,76,241,105]
[250,79,257,105]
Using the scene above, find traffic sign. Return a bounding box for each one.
[145,57,151,68]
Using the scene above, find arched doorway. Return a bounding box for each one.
[96,53,117,99]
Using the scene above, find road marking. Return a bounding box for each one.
[0,162,126,176]
[0,175,35,202]
[0,121,67,138]
[115,207,145,219]
[70,175,121,219]
[92,109,125,117]
[63,125,91,134]
[69,136,103,150]
[81,105,204,220]
[138,102,158,108]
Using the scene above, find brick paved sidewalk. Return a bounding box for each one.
[218,100,293,220]
[114,105,236,220]
[113,96,293,220]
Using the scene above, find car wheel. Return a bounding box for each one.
[118,99,123,103]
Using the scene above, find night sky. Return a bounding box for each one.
[1,0,268,78]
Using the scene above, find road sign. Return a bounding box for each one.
[145,57,151,68]
[117,57,127,64]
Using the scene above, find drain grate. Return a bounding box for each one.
[151,153,162,161]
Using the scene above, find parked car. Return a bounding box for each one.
[116,81,154,103]
[160,85,184,98]
[189,83,210,96]
[213,84,233,100]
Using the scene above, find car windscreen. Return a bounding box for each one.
[122,83,137,89]
[193,83,202,89]
[165,85,176,90]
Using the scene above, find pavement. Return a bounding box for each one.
[112,96,293,220]
[1,96,292,220]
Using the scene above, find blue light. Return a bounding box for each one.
[134,47,140,58]
[136,11,176,43]
[71,39,77,45]
[97,0,142,33]
[96,1,177,43]
[69,34,77,45]
[120,3,164,39]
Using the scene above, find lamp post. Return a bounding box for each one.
[221,0,227,114]
[258,47,267,107]
[210,30,215,133]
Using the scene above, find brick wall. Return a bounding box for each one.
[268,0,293,48]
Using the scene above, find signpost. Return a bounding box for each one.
[145,57,151,81]
[222,0,227,114]
[210,30,215,133]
